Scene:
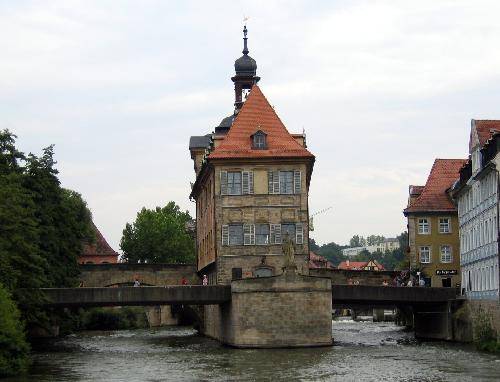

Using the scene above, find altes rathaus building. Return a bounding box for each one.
[189,26,315,285]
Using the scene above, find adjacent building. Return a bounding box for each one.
[79,223,118,264]
[337,259,385,271]
[341,238,400,257]
[309,252,335,270]
[404,159,466,287]
[450,120,500,300]
[189,27,315,284]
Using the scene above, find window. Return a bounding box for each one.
[280,223,304,245]
[221,224,243,246]
[418,218,430,234]
[440,245,452,263]
[252,131,267,149]
[268,170,301,194]
[255,224,270,245]
[227,172,242,195]
[270,224,282,244]
[419,246,431,263]
[279,171,294,194]
[232,268,242,280]
[220,171,253,195]
[254,267,273,277]
[439,218,450,233]
[281,223,296,242]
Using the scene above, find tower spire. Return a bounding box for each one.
[242,25,249,55]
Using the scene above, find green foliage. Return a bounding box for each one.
[366,235,385,246]
[79,307,149,331]
[120,201,195,264]
[349,234,366,247]
[312,232,408,270]
[0,129,93,330]
[310,240,348,266]
[473,306,499,353]
[0,283,30,377]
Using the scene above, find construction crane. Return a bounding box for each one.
[309,206,333,231]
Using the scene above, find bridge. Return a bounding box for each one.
[41,284,457,308]
[42,285,230,307]
[40,264,461,344]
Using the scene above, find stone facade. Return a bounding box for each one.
[203,272,332,348]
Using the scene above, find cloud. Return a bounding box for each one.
[1,0,499,249]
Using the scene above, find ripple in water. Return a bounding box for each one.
[4,322,499,382]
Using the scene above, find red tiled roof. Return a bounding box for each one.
[309,251,335,269]
[82,223,118,259]
[338,260,385,271]
[470,120,500,151]
[208,85,314,160]
[404,159,466,213]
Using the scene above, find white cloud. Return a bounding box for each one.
[1,0,499,249]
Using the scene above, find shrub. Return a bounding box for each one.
[0,283,30,377]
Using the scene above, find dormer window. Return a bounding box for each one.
[251,130,267,150]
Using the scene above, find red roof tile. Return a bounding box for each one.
[471,120,500,151]
[82,223,118,258]
[208,85,314,160]
[404,159,466,213]
[309,251,335,269]
[338,260,385,271]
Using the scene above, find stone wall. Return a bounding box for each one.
[216,254,308,285]
[79,263,199,287]
[452,299,500,342]
[203,272,332,348]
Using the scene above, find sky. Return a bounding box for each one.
[2,0,500,251]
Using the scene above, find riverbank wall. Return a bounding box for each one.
[452,299,500,344]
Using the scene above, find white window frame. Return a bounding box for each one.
[418,218,430,234]
[439,217,451,234]
[440,245,452,263]
[419,246,431,263]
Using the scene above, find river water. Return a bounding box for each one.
[6,320,500,382]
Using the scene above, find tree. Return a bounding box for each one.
[349,235,366,247]
[120,201,195,264]
[0,130,93,328]
[0,283,30,377]
[315,241,348,266]
[366,235,385,246]
[309,238,320,252]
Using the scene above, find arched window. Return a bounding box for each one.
[251,130,267,150]
[253,267,273,278]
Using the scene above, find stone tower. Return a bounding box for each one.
[189,26,315,285]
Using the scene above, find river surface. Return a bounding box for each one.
[6,320,500,382]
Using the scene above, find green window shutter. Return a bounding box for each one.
[294,170,301,194]
[243,223,255,245]
[295,222,304,244]
[220,171,228,195]
[222,225,229,246]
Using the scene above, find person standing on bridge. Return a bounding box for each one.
[133,278,140,287]
[202,275,208,286]
[181,276,188,285]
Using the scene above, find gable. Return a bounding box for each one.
[208,85,314,160]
